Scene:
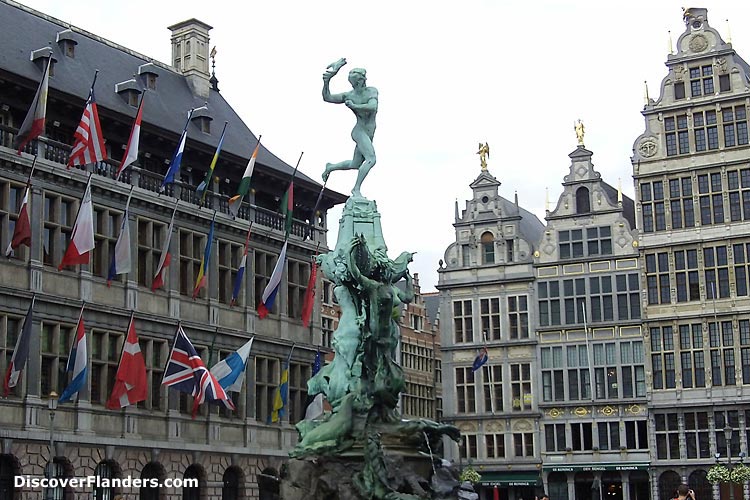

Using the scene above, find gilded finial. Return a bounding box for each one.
[545,187,550,212]
[644,81,650,106]
[574,119,585,146]
[617,178,623,204]
[477,142,490,171]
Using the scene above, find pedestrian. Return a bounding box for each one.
[676,483,696,500]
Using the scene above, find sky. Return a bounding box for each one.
[17,0,750,292]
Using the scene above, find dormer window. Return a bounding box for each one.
[56,29,79,59]
[198,117,210,133]
[190,107,213,134]
[30,48,55,76]
[138,63,159,91]
[575,186,591,214]
[115,79,142,107]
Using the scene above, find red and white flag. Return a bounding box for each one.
[106,313,147,409]
[117,93,144,179]
[58,178,94,270]
[5,186,31,257]
[67,73,107,169]
[14,58,50,154]
[152,203,178,291]
[301,256,318,328]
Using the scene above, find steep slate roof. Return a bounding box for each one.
[0,0,345,204]
[601,181,636,230]
[422,293,440,327]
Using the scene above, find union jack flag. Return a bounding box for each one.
[67,73,107,169]
[161,324,234,418]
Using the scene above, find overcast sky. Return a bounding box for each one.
[18,0,750,292]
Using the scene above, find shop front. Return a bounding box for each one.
[479,471,543,500]
[542,463,650,500]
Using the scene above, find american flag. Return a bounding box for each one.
[67,73,107,169]
[161,324,234,417]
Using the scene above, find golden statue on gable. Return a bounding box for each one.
[477,142,490,171]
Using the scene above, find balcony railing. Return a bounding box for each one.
[0,125,323,241]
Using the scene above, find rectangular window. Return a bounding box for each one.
[571,422,593,451]
[698,172,724,226]
[685,412,710,458]
[624,421,649,450]
[0,314,23,397]
[567,344,591,400]
[137,218,167,289]
[287,259,310,319]
[455,367,476,413]
[541,347,564,402]
[43,193,74,268]
[288,362,311,423]
[616,273,641,320]
[723,105,748,147]
[558,229,583,259]
[694,109,719,151]
[90,329,122,406]
[485,433,506,459]
[665,115,689,155]
[620,340,645,397]
[254,356,279,422]
[41,323,73,397]
[727,168,750,223]
[480,298,501,341]
[91,208,122,281]
[545,424,566,452]
[508,296,528,339]
[460,434,479,460]
[589,276,613,323]
[513,433,534,457]
[597,422,620,451]
[563,278,586,325]
[179,229,204,297]
[137,337,167,411]
[719,74,731,92]
[538,281,561,327]
[645,253,670,305]
[640,181,665,232]
[651,326,675,389]
[674,249,700,302]
[453,300,474,343]
[655,413,680,459]
[704,246,730,299]
[669,177,695,229]
[218,239,243,305]
[1,181,30,262]
[511,363,532,411]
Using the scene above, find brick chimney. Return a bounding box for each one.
[168,19,213,99]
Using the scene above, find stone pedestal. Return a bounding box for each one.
[280,451,466,500]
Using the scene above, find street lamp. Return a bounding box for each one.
[717,425,746,500]
[45,391,58,500]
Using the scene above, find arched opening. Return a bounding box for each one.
[258,467,280,500]
[547,471,569,500]
[574,471,594,500]
[628,470,650,500]
[44,457,74,500]
[183,464,206,500]
[601,471,622,500]
[481,232,494,264]
[576,186,591,214]
[93,460,120,500]
[0,454,19,500]
[658,470,681,500]
[140,462,165,500]
[688,469,711,500]
[222,466,244,500]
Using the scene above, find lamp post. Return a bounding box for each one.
[46,391,58,500]
[717,425,746,500]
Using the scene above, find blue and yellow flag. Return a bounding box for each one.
[196,121,228,204]
[270,361,289,423]
[192,212,216,299]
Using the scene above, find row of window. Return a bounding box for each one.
[663,101,747,157]
[460,432,534,460]
[402,381,440,420]
[645,242,750,304]
[544,420,648,452]
[653,410,749,460]
[0,186,310,316]
[650,319,750,389]
[538,273,640,327]
[0,318,309,424]
[558,226,612,260]
[540,342,646,401]
[455,363,531,414]
[673,65,732,101]
[453,296,529,343]
[640,167,750,232]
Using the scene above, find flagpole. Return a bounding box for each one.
[581,301,594,402]
[229,135,261,219]
[26,155,38,188]
[231,222,253,307]
[482,331,495,415]
[161,322,182,385]
[307,180,327,241]
[114,310,136,421]
[116,90,146,181]
[199,121,229,205]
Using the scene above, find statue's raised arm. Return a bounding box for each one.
[321,59,378,197]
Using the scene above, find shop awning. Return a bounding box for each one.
[479,471,541,487]
[542,463,649,472]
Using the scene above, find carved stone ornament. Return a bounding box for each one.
[689,34,709,53]
[674,65,686,81]
[638,138,658,158]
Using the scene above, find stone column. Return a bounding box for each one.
[567,473,575,500]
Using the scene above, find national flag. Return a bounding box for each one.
[257,241,288,319]
[116,92,145,179]
[271,360,290,423]
[152,202,178,291]
[471,346,489,372]
[161,324,234,418]
[301,256,318,328]
[3,297,34,397]
[192,213,216,299]
[106,313,147,409]
[67,72,107,168]
[58,177,94,270]
[14,57,50,154]
[280,182,294,238]
[107,190,133,285]
[5,159,35,257]
[160,108,196,192]
[196,121,228,203]
[304,349,324,421]
[228,140,260,218]
[59,305,87,403]
[210,337,254,393]
[306,181,326,240]
[231,224,252,306]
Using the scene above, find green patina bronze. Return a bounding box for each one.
[288,60,459,500]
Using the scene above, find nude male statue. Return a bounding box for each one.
[321,58,378,197]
